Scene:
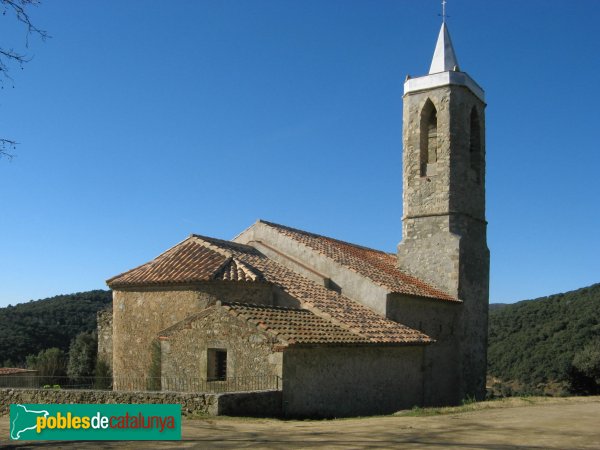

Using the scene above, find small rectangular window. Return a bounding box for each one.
[207,349,227,381]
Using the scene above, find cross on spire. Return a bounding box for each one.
[441,0,448,23]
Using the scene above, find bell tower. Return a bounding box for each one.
[397,22,490,400]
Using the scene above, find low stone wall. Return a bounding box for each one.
[0,389,281,418]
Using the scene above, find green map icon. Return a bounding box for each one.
[10,404,49,440]
[9,403,181,440]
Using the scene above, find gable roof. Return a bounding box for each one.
[256,220,457,302]
[108,235,432,345]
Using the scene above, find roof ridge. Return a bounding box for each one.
[258,220,456,302]
[191,234,259,253]
[106,235,201,285]
[232,258,263,281]
[213,258,265,282]
[232,253,432,343]
[222,301,308,312]
[191,235,233,258]
[258,220,389,255]
[210,255,235,281]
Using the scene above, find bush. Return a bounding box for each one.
[489,283,600,390]
[26,348,67,379]
[94,359,112,390]
[569,340,600,395]
[67,332,97,380]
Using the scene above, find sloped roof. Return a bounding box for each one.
[223,302,369,345]
[108,235,432,344]
[219,258,263,282]
[0,368,36,375]
[107,240,263,287]
[160,302,370,346]
[257,220,457,302]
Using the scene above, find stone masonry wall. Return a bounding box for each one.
[282,346,424,418]
[387,294,461,405]
[0,388,282,418]
[112,282,273,389]
[401,86,454,224]
[397,83,489,401]
[399,85,486,225]
[234,223,391,316]
[160,305,282,389]
[97,307,113,370]
[398,215,460,298]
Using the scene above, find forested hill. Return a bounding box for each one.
[488,283,600,389]
[2,283,599,391]
[0,290,112,365]
[489,303,508,312]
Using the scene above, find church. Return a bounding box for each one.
[102,21,489,418]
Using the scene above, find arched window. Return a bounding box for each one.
[469,107,481,183]
[420,100,438,177]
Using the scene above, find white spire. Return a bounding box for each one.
[429,22,460,74]
[404,15,484,102]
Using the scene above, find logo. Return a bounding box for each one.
[10,404,181,441]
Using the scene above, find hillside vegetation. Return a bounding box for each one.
[488,283,600,393]
[0,290,112,365]
[2,283,599,395]
[489,303,508,312]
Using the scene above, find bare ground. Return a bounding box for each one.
[1,396,599,449]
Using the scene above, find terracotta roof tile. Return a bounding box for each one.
[107,239,263,287]
[108,234,432,344]
[159,302,421,346]
[258,220,458,302]
[197,235,432,344]
[216,258,263,282]
[222,303,368,345]
[0,368,36,375]
[107,239,226,287]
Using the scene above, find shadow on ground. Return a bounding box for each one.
[1,397,599,449]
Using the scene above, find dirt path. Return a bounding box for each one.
[1,397,599,449]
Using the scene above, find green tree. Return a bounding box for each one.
[573,341,600,382]
[488,283,600,394]
[94,358,112,390]
[0,290,112,365]
[569,340,600,394]
[67,332,97,380]
[26,347,66,378]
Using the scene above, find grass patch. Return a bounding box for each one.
[395,396,566,417]
[402,402,481,417]
[182,396,600,422]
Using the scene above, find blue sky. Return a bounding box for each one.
[0,0,598,307]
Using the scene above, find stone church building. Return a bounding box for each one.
[102,22,489,418]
